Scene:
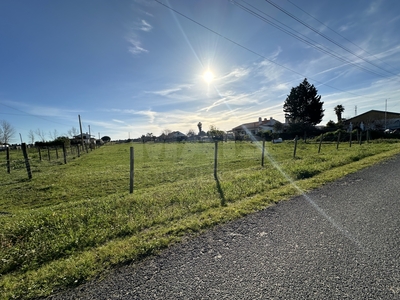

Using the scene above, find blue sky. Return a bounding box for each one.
[1,0,400,143]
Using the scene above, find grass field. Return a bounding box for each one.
[1,140,400,299]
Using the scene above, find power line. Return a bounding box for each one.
[264,0,400,79]
[233,0,390,79]
[153,0,382,99]
[285,0,400,75]
[0,101,72,127]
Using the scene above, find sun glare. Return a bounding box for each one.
[203,70,214,83]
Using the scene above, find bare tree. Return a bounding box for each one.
[35,128,46,142]
[48,129,59,141]
[28,130,35,144]
[0,120,16,144]
[67,127,79,138]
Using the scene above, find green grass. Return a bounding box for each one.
[1,140,400,299]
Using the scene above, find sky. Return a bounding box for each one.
[1,0,400,143]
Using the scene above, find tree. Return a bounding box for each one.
[28,129,36,144]
[197,122,202,134]
[0,120,16,144]
[326,120,337,130]
[273,121,284,133]
[35,128,46,142]
[283,78,324,127]
[49,129,59,141]
[334,105,345,123]
[207,125,225,141]
[101,136,111,143]
[67,127,79,138]
[187,129,195,137]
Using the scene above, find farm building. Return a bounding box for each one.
[232,117,281,136]
[344,110,400,131]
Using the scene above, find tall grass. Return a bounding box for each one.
[0,140,399,299]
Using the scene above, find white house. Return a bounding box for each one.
[232,117,280,136]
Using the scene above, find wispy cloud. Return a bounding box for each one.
[219,67,250,84]
[139,20,152,32]
[112,108,157,123]
[127,37,148,54]
[146,84,192,96]
[127,17,153,55]
[366,0,382,15]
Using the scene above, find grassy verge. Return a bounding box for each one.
[1,140,399,299]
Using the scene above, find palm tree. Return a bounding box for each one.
[334,105,345,122]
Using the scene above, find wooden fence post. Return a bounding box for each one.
[359,131,363,145]
[77,145,80,157]
[56,148,59,159]
[318,133,323,153]
[214,141,218,179]
[336,132,341,150]
[38,147,42,161]
[349,131,352,147]
[21,143,32,179]
[293,136,298,158]
[48,147,51,161]
[62,144,67,164]
[129,147,134,194]
[6,146,10,173]
[261,140,265,167]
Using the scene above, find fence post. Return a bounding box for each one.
[56,148,59,159]
[214,141,218,179]
[21,143,32,179]
[62,144,67,164]
[77,145,80,157]
[293,135,298,158]
[336,132,341,150]
[130,147,134,194]
[349,131,352,147]
[261,140,265,167]
[48,147,51,161]
[38,147,42,161]
[359,131,363,145]
[6,146,10,173]
[318,133,323,154]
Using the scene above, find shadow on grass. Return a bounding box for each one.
[215,176,226,206]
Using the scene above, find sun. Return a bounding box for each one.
[203,70,215,83]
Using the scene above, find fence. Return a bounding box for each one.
[0,142,100,179]
[128,133,376,193]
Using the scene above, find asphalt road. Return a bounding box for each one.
[48,155,400,299]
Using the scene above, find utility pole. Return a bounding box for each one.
[78,115,84,148]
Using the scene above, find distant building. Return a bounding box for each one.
[71,132,96,144]
[344,110,400,131]
[232,117,280,136]
[158,131,187,142]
